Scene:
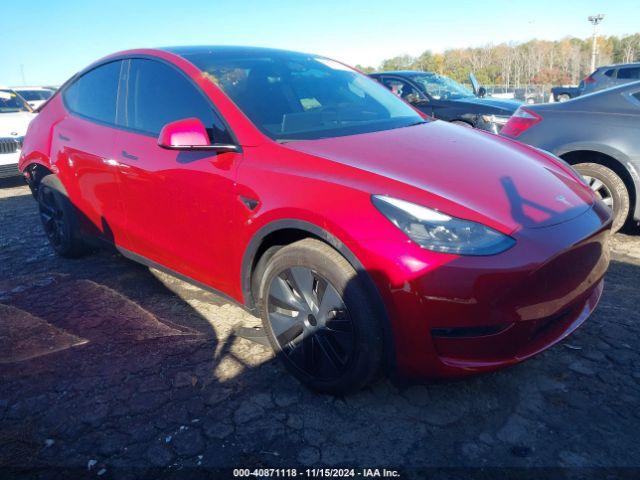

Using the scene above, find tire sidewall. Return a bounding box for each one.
[574,163,629,232]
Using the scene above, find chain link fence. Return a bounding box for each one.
[462,84,558,104]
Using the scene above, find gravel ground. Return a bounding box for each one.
[1,178,639,479]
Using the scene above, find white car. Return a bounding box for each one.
[0,88,36,178]
[12,86,55,110]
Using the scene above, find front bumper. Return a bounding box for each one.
[362,202,612,378]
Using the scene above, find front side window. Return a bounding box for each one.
[0,89,31,113]
[63,61,122,124]
[411,74,475,101]
[617,67,640,80]
[181,52,424,141]
[124,59,231,143]
[381,77,423,104]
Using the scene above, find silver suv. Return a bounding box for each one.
[582,63,640,95]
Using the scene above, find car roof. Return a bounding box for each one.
[161,45,313,58]
[598,62,640,69]
[371,70,434,76]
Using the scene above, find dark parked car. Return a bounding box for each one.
[501,81,640,232]
[370,71,520,133]
[551,83,583,102]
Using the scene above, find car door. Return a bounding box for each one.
[114,58,240,290]
[53,60,129,245]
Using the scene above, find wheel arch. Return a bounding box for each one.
[241,219,397,373]
[559,148,639,221]
[22,162,55,198]
[242,220,364,310]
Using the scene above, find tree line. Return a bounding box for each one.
[356,34,640,87]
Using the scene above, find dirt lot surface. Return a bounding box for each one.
[1,178,639,479]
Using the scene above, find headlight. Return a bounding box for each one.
[481,114,510,125]
[372,195,515,255]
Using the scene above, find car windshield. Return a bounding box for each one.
[0,90,31,113]
[411,73,475,100]
[182,51,424,141]
[16,89,53,101]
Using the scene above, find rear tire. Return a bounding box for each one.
[258,238,383,395]
[37,183,90,258]
[557,93,571,102]
[574,162,629,233]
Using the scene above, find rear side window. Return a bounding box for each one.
[63,61,122,124]
[124,59,231,143]
[604,69,615,77]
[617,67,640,80]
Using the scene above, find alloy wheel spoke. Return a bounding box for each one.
[269,275,305,311]
[325,312,353,333]
[39,203,56,219]
[315,331,345,371]
[288,267,317,312]
[41,212,55,230]
[590,178,604,192]
[317,286,343,323]
[268,310,299,336]
[286,334,315,372]
[602,196,614,207]
[276,321,305,346]
[304,336,317,373]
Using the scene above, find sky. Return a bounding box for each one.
[1,0,637,86]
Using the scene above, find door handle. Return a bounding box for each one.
[121,150,139,161]
[58,134,70,141]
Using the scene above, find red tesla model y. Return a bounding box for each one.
[19,47,611,394]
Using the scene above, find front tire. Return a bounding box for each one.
[37,183,89,258]
[258,238,383,394]
[574,162,629,233]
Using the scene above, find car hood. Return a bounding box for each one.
[452,96,521,113]
[285,121,594,233]
[0,111,36,137]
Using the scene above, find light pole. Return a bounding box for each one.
[588,14,605,72]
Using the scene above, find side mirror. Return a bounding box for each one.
[158,117,237,152]
[478,86,487,98]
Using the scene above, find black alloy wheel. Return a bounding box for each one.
[267,266,356,380]
[37,182,89,258]
[257,238,384,394]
